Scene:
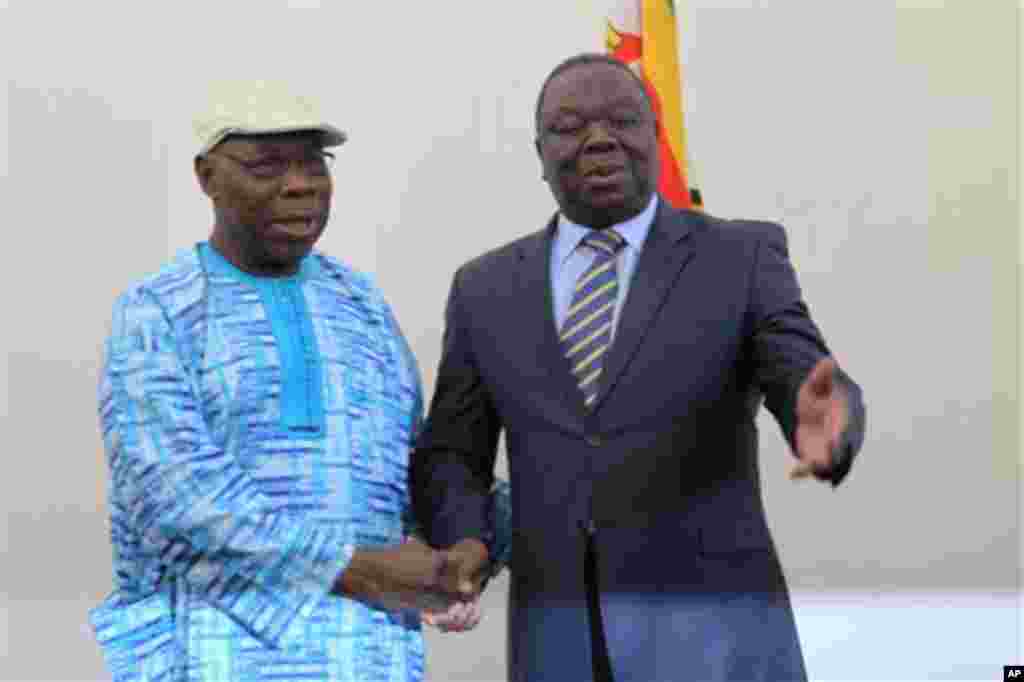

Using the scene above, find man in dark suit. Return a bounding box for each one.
[412,53,866,682]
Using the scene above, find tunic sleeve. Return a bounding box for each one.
[99,287,354,649]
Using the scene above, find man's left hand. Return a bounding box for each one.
[791,357,849,481]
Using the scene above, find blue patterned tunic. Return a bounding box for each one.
[91,244,490,681]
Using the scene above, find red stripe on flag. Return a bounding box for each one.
[640,73,692,209]
[609,31,643,63]
[656,132,691,209]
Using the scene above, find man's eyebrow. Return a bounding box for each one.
[605,96,646,109]
[544,106,582,119]
[545,97,645,117]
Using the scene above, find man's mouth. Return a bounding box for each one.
[580,165,627,192]
[582,164,625,179]
[270,215,322,239]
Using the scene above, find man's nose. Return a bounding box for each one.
[581,122,619,155]
[281,164,319,194]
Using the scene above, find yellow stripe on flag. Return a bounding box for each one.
[641,0,690,185]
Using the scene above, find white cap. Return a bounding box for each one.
[193,80,347,155]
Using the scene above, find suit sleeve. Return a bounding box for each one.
[748,222,866,486]
[99,289,353,649]
[411,267,502,553]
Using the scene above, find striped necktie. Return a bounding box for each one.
[559,229,626,409]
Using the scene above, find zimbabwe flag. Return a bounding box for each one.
[605,0,703,210]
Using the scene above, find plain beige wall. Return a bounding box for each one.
[1017,0,1024,662]
[2,1,1018,680]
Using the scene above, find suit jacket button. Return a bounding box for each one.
[586,435,603,447]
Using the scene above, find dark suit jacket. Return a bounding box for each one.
[412,200,866,682]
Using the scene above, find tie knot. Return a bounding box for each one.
[583,229,625,256]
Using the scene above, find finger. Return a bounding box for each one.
[429,614,454,631]
[456,568,480,599]
[811,358,837,395]
[464,602,483,629]
[427,615,454,631]
[428,601,469,631]
[449,602,481,632]
[794,444,830,474]
[830,394,850,438]
[789,460,815,480]
[448,603,470,631]
[796,423,823,460]
[422,611,437,627]
[792,439,836,480]
[799,359,836,409]
[436,607,466,632]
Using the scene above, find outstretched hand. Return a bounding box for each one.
[791,357,850,481]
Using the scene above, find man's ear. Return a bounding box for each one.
[195,155,218,199]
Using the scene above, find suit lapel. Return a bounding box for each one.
[592,203,698,412]
[518,215,590,422]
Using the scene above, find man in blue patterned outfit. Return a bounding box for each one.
[91,81,506,681]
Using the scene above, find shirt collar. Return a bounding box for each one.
[199,241,319,287]
[554,194,659,268]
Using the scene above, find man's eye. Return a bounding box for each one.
[304,154,330,175]
[249,160,285,176]
[550,120,583,134]
[612,116,640,128]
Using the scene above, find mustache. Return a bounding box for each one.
[559,154,642,176]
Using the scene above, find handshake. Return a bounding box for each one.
[333,537,490,628]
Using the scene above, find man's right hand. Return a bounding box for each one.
[333,538,458,612]
[438,538,490,601]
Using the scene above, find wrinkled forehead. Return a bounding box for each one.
[540,62,649,118]
[213,130,326,156]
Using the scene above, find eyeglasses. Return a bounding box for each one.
[209,150,335,180]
